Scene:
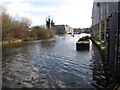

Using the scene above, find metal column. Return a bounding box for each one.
[116,1,120,83]
[108,2,120,83]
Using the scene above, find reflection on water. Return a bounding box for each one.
[2,34,107,88]
[40,39,56,49]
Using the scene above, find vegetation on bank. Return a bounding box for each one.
[1,6,56,44]
[91,38,107,51]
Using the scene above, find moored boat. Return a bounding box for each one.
[76,36,90,50]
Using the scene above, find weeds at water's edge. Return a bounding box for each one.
[1,35,58,45]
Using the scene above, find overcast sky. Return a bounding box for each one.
[1,0,94,28]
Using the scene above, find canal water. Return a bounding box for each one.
[2,34,107,88]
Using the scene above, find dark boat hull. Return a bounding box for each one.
[76,43,89,50]
[76,36,90,50]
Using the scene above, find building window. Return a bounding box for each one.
[97,3,100,7]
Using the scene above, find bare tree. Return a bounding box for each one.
[46,16,51,29]
[1,5,31,41]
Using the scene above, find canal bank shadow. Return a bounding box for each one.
[89,42,107,89]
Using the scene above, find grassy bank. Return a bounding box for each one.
[2,35,58,45]
[2,39,22,44]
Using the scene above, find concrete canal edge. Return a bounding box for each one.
[90,38,120,90]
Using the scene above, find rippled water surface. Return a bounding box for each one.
[2,34,107,88]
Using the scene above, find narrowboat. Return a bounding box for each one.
[76,36,90,50]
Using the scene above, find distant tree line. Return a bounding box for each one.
[1,6,56,42]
